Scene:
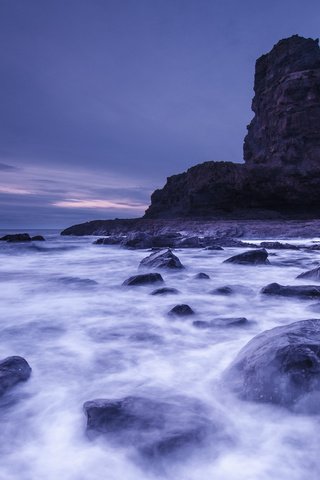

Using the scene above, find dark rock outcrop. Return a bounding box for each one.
[261,282,320,298]
[297,266,320,282]
[168,304,195,316]
[31,235,45,241]
[0,233,32,242]
[260,241,299,250]
[83,396,221,459]
[0,356,31,397]
[122,273,164,286]
[223,249,269,265]
[139,249,184,270]
[224,319,320,412]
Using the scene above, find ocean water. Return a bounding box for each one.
[0,232,320,480]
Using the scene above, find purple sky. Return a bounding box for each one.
[1,0,319,228]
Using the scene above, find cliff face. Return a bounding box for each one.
[145,35,320,219]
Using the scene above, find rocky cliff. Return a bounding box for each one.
[144,35,320,219]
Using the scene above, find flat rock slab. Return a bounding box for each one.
[224,319,320,412]
[261,282,320,298]
[223,249,269,265]
[0,356,32,397]
[122,273,164,286]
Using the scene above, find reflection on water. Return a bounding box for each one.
[0,233,320,480]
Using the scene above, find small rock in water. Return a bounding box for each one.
[193,317,248,328]
[224,319,320,412]
[194,272,210,279]
[168,304,195,316]
[210,285,252,296]
[260,241,299,250]
[223,249,269,265]
[0,356,32,397]
[31,235,45,241]
[139,249,184,270]
[297,266,320,282]
[151,287,180,296]
[261,282,320,298]
[0,233,32,243]
[122,273,164,286]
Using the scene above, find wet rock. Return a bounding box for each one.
[31,235,45,241]
[210,284,253,296]
[168,304,195,316]
[176,237,203,248]
[122,273,164,286]
[297,266,320,282]
[194,272,210,279]
[261,282,320,298]
[121,232,153,249]
[205,245,224,251]
[223,249,269,265]
[83,395,217,459]
[151,287,180,296]
[139,249,184,270]
[225,319,320,412]
[0,356,32,397]
[0,233,31,242]
[94,236,122,245]
[58,276,98,287]
[260,241,299,250]
[193,317,248,328]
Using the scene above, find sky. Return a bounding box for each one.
[1,0,320,229]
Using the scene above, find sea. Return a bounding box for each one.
[0,229,319,480]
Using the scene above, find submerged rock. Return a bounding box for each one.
[193,317,248,328]
[261,282,320,298]
[225,319,320,412]
[83,395,219,459]
[168,304,195,316]
[31,235,45,241]
[0,356,32,397]
[139,249,184,270]
[122,273,164,286]
[194,272,210,280]
[151,287,180,296]
[297,266,320,282]
[223,249,269,265]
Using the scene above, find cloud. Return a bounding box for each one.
[0,162,18,171]
[53,198,147,210]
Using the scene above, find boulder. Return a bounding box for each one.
[223,249,269,265]
[93,236,122,245]
[224,319,320,411]
[151,287,180,296]
[210,285,253,296]
[261,282,320,298]
[0,356,32,397]
[83,395,218,459]
[193,317,248,328]
[297,266,320,282]
[0,233,31,242]
[31,235,45,241]
[122,273,164,286]
[139,249,184,270]
[168,304,195,316]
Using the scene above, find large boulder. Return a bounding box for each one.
[225,319,320,412]
[297,266,320,282]
[223,249,269,265]
[0,356,32,397]
[139,249,184,270]
[122,273,164,286]
[83,395,221,459]
[261,282,320,298]
[0,233,31,242]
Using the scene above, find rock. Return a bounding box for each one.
[205,245,224,251]
[193,317,248,328]
[223,249,269,265]
[297,266,320,282]
[122,273,164,286]
[260,241,299,250]
[121,232,153,249]
[210,285,253,295]
[168,304,195,316]
[175,237,203,248]
[83,395,218,458]
[139,249,184,270]
[0,233,31,242]
[194,272,210,279]
[261,282,320,298]
[93,236,122,245]
[224,319,320,411]
[151,287,180,296]
[0,356,32,397]
[31,235,45,241]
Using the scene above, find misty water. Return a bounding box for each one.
[1,231,320,480]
